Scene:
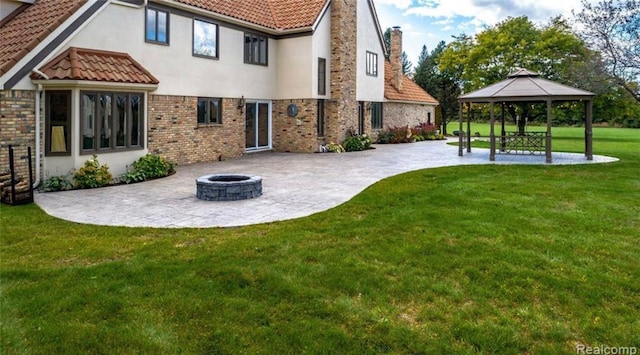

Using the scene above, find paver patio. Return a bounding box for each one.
[34,139,617,228]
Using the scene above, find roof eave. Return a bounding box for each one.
[459,94,595,103]
[31,79,158,91]
[385,98,439,105]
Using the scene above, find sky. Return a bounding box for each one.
[372,0,593,68]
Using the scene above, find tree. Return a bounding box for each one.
[440,16,588,92]
[383,28,413,74]
[413,42,461,134]
[439,16,594,129]
[573,0,640,103]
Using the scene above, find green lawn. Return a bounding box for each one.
[2,126,639,354]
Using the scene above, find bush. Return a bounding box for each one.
[39,175,73,192]
[325,143,345,153]
[121,154,175,184]
[419,123,439,137]
[73,155,112,189]
[376,130,394,144]
[376,126,413,144]
[342,134,371,152]
[343,135,364,151]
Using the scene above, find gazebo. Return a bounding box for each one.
[457,69,596,163]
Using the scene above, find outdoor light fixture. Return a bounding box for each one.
[237,95,245,109]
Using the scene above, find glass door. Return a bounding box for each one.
[245,101,271,150]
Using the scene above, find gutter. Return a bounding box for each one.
[31,69,49,189]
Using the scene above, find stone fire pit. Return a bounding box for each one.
[196,174,262,201]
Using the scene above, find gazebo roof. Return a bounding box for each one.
[459,69,595,102]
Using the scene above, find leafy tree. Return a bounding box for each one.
[440,16,588,92]
[413,42,461,134]
[383,28,413,74]
[439,16,597,130]
[573,0,640,103]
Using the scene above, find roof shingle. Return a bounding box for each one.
[31,47,159,85]
[384,61,439,104]
[0,0,86,76]
[172,0,327,30]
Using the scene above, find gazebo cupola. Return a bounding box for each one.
[457,68,595,163]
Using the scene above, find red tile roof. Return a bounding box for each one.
[173,0,327,30]
[384,61,439,104]
[31,47,159,85]
[0,0,86,76]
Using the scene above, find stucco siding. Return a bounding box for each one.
[276,36,312,99]
[64,3,278,99]
[356,0,384,102]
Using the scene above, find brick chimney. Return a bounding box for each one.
[390,26,403,91]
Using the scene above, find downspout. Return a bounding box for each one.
[32,69,49,189]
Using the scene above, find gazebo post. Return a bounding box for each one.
[490,101,495,161]
[458,102,464,156]
[500,102,506,152]
[546,99,552,163]
[585,99,593,160]
[466,103,471,152]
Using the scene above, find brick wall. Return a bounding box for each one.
[0,90,37,179]
[325,0,358,144]
[273,99,321,153]
[147,95,245,165]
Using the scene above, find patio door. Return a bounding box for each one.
[245,101,271,150]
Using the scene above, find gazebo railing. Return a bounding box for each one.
[499,131,545,155]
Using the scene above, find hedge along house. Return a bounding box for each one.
[0,0,438,183]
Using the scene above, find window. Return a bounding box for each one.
[45,91,71,156]
[244,33,268,65]
[146,7,169,44]
[81,91,143,153]
[318,58,326,96]
[193,19,218,58]
[366,51,378,76]
[317,100,325,136]
[371,102,383,129]
[197,98,222,125]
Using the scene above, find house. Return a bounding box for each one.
[0,0,438,182]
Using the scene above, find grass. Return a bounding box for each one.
[2,126,639,354]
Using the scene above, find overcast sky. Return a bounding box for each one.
[372,0,593,68]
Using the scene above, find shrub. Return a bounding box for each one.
[39,175,73,192]
[343,135,364,151]
[325,143,345,153]
[419,123,439,137]
[376,130,394,144]
[73,155,112,189]
[381,126,413,143]
[342,134,371,152]
[121,154,175,184]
